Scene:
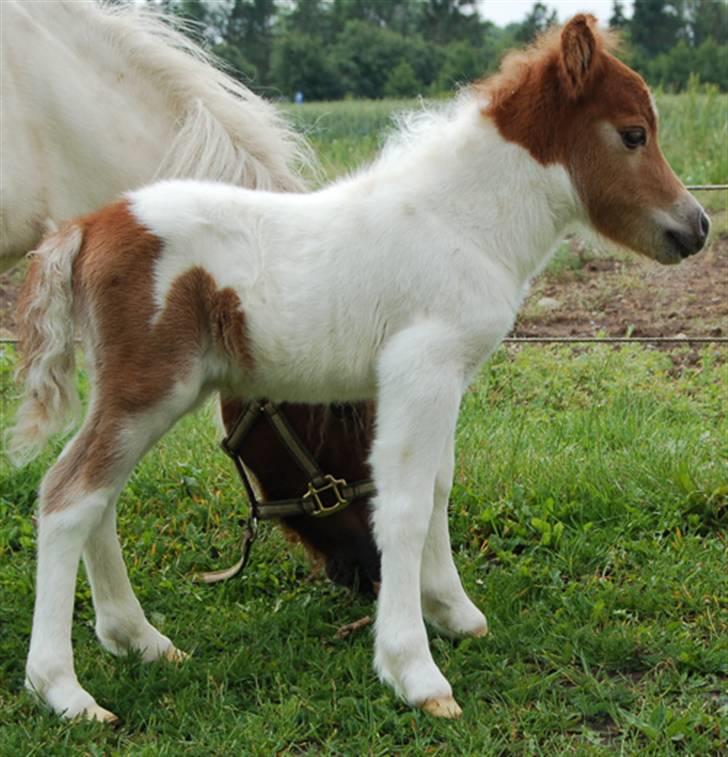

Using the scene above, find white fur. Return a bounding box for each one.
[0,0,312,271]
[19,92,586,719]
[134,102,577,405]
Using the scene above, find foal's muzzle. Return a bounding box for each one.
[664,209,710,260]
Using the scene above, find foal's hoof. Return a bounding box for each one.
[471,622,488,638]
[163,646,189,663]
[421,695,462,719]
[81,704,119,725]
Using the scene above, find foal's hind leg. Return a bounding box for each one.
[26,440,120,722]
[421,435,487,638]
[83,503,185,663]
[27,387,205,720]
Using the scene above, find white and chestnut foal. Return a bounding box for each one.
[11,16,708,722]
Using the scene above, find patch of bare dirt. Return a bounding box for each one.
[515,237,727,339]
[0,261,27,339]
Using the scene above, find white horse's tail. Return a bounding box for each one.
[8,225,84,466]
[102,4,316,191]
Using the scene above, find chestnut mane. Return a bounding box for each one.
[474,17,621,111]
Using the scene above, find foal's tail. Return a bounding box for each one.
[7,225,84,466]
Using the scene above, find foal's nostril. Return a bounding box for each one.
[698,211,710,244]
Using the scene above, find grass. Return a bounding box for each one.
[285,84,728,191]
[1,90,727,753]
[1,344,726,754]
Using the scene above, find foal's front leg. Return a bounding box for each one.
[421,435,488,638]
[370,326,465,718]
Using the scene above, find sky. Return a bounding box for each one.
[477,0,633,28]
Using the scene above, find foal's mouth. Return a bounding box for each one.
[648,207,710,265]
[662,223,710,264]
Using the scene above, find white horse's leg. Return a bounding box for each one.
[421,435,487,638]
[370,324,464,718]
[84,503,185,663]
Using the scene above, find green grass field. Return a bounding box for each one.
[1,90,727,754]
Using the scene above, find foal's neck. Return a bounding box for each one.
[366,96,579,286]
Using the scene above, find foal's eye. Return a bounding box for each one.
[620,128,646,150]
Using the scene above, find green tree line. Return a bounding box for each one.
[147,0,727,99]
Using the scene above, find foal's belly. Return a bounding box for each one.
[239,343,379,404]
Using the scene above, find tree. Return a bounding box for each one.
[270,31,344,100]
[419,0,483,46]
[212,42,259,83]
[435,40,486,91]
[281,0,336,42]
[515,2,558,44]
[332,0,423,38]
[332,20,440,98]
[694,38,728,88]
[683,0,728,47]
[222,0,278,85]
[384,62,422,98]
[630,0,684,57]
[609,0,629,28]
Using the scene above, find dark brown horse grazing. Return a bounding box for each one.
[219,399,380,593]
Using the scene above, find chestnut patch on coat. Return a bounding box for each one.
[40,200,253,511]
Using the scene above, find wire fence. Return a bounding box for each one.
[1,184,725,349]
[3,336,726,347]
[503,336,727,344]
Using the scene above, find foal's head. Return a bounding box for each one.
[482,14,709,263]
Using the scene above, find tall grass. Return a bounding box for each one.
[657,82,728,186]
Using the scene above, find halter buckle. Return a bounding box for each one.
[305,475,349,517]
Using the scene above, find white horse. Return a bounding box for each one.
[0,0,309,272]
[3,0,385,592]
[11,15,709,722]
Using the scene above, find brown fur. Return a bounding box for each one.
[476,15,684,257]
[39,201,253,512]
[220,399,381,592]
[75,201,252,416]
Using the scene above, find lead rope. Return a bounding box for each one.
[197,402,264,584]
[197,513,258,584]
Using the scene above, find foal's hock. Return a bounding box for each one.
[12,15,708,722]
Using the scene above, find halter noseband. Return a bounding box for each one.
[198,400,376,583]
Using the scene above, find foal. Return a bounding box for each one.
[11,16,708,721]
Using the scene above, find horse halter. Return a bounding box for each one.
[199,400,376,583]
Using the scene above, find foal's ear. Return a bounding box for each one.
[559,14,599,100]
